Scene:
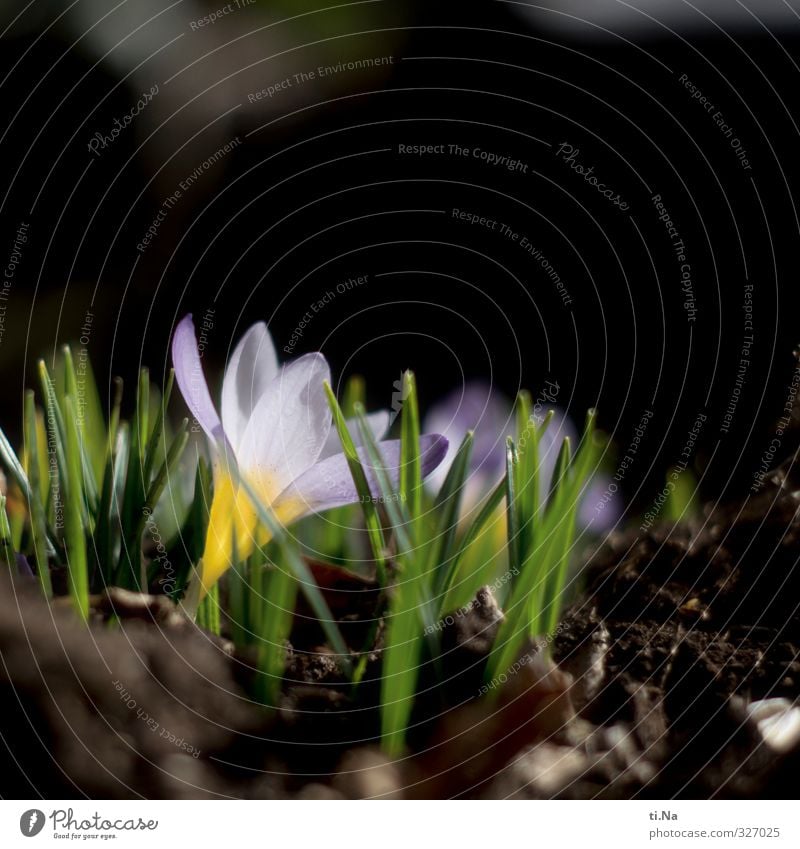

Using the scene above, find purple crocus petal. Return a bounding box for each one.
[319,410,391,461]
[579,475,621,532]
[272,434,449,523]
[172,314,225,445]
[221,321,279,454]
[237,353,332,490]
[424,382,512,492]
[15,553,33,577]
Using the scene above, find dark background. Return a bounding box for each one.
[1,0,798,514]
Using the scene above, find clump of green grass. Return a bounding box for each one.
[0,347,192,615]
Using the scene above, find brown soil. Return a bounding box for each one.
[1,461,799,798]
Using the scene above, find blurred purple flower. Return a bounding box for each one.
[424,381,620,532]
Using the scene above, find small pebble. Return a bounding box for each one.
[747,699,800,753]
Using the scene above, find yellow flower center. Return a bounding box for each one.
[198,470,305,598]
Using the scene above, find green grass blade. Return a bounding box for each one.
[0,495,14,570]
[0,424,34,505]
[254,560,298,708]
[318,374,367,560]
[37,361,68,494]
[504,437,521,577]
[381,575,425,758]
[23,392,53,596]
[94,384,125,586]
[323,381,387,584]
[514,391,534,556]
[142,418,188,514]
[438,474,506,612]
[117,372,148,577]
[666,466,698,521]
[246,548,264,645]
[352,404,414,553]
[93,450,116,586]
[116,373,149,588]
[61,346,99,519]
[197,581,221,635]
[142,369,175,486]
[189,454,212,563]
[227,560,248,648]
[137,367,150,460]
[33,411,50,515]
[63,396,89,619]
[107,377,123,457]
[399,370,422,522]
[429,431,474,588]
[342,374,365,415]
[124,419,188,590]
[547,437,573,507]
[75,352,107,482]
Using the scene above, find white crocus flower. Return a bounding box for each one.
[172,315,447,598]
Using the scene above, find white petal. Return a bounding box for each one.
[319,410,391,460]
[272,434,449,523]
[221,322,279,453]
[237,353,331,491]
